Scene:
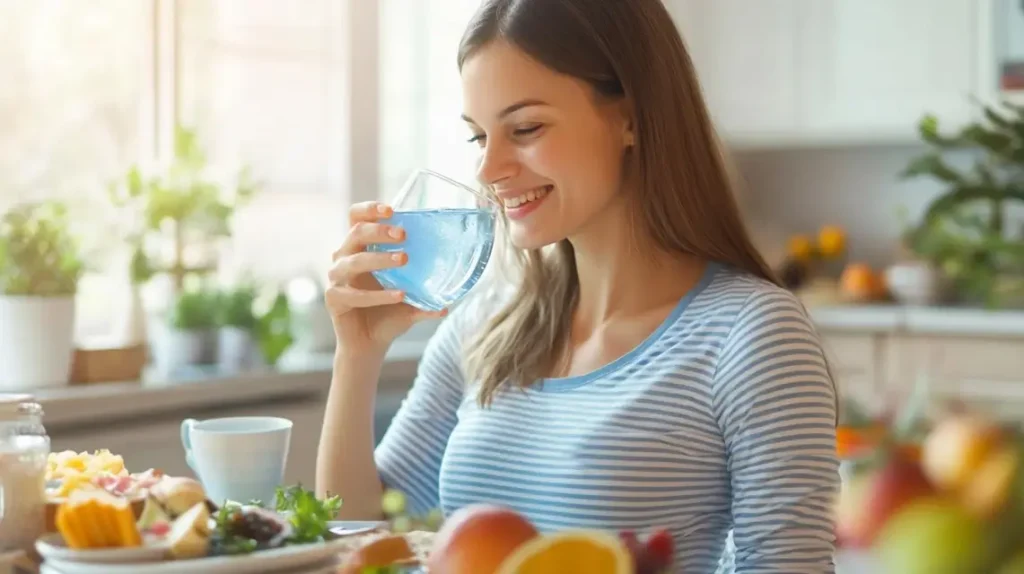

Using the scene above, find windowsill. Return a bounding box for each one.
[34,329,435,432]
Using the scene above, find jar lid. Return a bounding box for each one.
[0,394,34,406]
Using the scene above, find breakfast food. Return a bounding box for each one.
[166,502,212,559]
[56,489,143,549]
[46,449,165,500]
[337,534,418,574]
[496,530,633,574]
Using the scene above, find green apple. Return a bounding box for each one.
[995,551,1024,574]
[876,498,989,574]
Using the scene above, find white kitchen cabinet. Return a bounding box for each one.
[819,332,883,409]
[665,0,984,147]
[797,0,979,138]
[671,0,803,138]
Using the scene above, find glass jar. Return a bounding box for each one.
[0,393,49,552]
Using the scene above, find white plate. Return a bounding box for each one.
[36,535,166,564]
[36,534,354,574]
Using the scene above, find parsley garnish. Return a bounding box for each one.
[274,484,343,544]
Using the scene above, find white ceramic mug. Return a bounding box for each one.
[180,416,293,506]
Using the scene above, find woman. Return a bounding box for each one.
[317,0,839,572]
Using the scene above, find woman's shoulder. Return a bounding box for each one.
[693,263,818,343]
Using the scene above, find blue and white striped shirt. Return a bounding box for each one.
[376,263,839,573]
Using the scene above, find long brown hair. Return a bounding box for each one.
[459,0,780,406]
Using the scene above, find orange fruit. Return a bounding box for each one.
[495,530,632,574]
[839,263,884,302]
[427,504,539,574]
[787,234,815,262]
[818,225,847,259]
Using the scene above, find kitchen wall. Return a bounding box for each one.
[733,144,969,269]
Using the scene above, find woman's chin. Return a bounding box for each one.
[508,227,565,251]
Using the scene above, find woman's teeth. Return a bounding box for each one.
[504,186,551,208]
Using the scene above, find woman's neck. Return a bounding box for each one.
[568,215,707,333]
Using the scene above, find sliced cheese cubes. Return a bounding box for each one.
[56,489,142,549]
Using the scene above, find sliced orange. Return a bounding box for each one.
[495,530,631,574]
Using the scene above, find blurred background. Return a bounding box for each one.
[2,0,1024,489]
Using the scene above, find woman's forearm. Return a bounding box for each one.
[316,348,387,519]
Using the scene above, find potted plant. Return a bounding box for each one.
[0,201,85,389]
[107,125,258,292]
[253,288,294,368]
[216,282,260,371]
[899,100,1024,308]
[150,284,219,375]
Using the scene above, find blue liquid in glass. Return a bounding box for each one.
[368,208,495,312]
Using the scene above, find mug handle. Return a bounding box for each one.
[180,418,198,473]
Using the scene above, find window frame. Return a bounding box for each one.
[152,0,381,204]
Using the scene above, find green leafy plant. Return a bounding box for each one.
[900,100,1024,307]
[108,124,259,290]
[0,200,85,296]
[167,286,220,331]
[273,484,342,544]
[254,290,294,366]
[217,283,258,331]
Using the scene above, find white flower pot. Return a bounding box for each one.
[0,296,76,390]
[150,324,213,376]
[884,260,945,306]
[217,327,260,371]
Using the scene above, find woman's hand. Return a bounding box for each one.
[326,201,445,354]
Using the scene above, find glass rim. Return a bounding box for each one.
[392,168,501,209]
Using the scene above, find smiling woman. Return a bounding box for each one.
[319,1,839,573]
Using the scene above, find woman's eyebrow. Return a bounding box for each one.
[461,98,550,123]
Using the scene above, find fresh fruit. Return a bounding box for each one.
[875,498,989,574]
[495,529,632,574]
[961,444,1021,519]
[787,234,814,262]
[167,501,212,559]
[834,471,873,548]
[922,415,1004,493]
[817,225,846,259]
[338,534,417,574]
[149,476,207,518]
[836,456,935,547]
[839,263,885,302]
[617,529,675,574]
[995,550,1024,574]
[55,489,142,549]
[427,504,539,574]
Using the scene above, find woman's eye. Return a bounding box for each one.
[513,124,542,137]
[467,133,486,145]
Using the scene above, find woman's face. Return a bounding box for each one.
[461,41,632,250]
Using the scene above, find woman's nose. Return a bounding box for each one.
[476,139,518,186]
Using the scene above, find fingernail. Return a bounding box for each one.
[393,291,404,300]
[391,253,405,263]
[388,227,403,239]
[377,204,390,215]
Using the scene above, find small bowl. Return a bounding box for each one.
[35,533,167,565]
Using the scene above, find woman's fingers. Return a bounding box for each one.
[328,251,406,285]
[333,221,406,261]
[325,285,405,313]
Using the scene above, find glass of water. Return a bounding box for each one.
[368,169,498,312]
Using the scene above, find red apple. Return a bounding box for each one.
[836,456,935,547]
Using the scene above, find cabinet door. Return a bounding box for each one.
[819,332,881,410]
[798,0,978,137]
[670,0,803,138]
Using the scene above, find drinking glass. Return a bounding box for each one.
[368,169,498,312]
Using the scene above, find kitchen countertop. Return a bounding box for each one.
[810,303,1024,337]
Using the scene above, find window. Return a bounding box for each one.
[0,0,480,342]
[0,1,154,341]
[379,0,483,199]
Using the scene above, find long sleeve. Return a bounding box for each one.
[374,310,469,515]
[713,289,839,573]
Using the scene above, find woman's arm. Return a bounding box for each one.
[373,311,469,515]
[713,289,839,574]
[316,346,390,519]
